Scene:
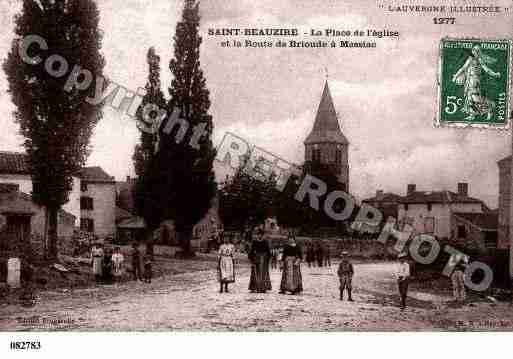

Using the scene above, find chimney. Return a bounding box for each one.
[407,184,416,195]
[376,190,384,201]
[458,182,468,197]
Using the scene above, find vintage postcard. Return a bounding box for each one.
[1,0,513,355]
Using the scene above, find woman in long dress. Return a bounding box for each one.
[248,228,272,293]
[279,235,303,295]
[452,45,500,121]
[218,236,235,293]
[90,242,104,283]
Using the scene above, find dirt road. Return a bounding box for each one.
[1,261,511,331]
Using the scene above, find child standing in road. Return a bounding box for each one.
[111,246,125,283]
[337,251,354,301]
[143,254,153,283]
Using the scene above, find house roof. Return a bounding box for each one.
[362,192,403,203]
[304,81,349,145]
[117,216,146,230]
[453,212,498,231]
[0,151,30,175]
[0,152,113,183]
[0,186,38,215]
[79,166,115,183]
[399,190,483,205]
[0,182,75,220]
[116,206,133,222]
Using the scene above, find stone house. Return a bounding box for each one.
[0,151,81,221]
[0,152,116,240]
[497,155,510,249]
[79,167,116,239]
[397,183,486,239]
[362,190,402,222]
[0,183,75,259]
[451,212,498,252]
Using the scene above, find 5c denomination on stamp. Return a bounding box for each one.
[436,38,512,128]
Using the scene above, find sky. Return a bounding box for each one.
[0,0,512,207]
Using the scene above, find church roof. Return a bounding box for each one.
[304,81,348,145]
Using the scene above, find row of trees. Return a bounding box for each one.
[133,0,216,257]
[4,0,216,259]
[4,0,105,259]
[219,160,356,239]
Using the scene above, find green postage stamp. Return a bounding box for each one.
[437,38,512,128]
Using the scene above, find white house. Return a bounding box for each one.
[0,151,116,239]
[397,183,486,239]
[0,151,81,222]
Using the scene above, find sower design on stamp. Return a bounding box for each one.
[437,38,511,128]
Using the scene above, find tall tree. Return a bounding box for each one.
[219,157,278,236]
[133,47,165,217]
[148,0,216,257]
[3,0,105,259]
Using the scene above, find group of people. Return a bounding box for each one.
[90,242,153,284]
[305,243,331,267]
[216,230,468,310]
[216,230,353,299]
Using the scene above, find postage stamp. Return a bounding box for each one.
[436,38,512,129]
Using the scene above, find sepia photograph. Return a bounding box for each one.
[1,0,513,355]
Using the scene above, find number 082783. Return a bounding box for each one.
[10,341,41,350]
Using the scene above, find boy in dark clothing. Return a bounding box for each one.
[131,243,142,281]
[315,244,324,267]
[143,254,152,283]
[337,251,354,301]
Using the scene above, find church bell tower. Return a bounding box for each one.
[304,81,349,192]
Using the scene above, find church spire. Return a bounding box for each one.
[304,81,348,145]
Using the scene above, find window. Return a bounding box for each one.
[484,231,498,248]
[424,217,434,233]
[457,225,467,238]
[427,203,432,211]
[80,181,88,192]
[335,149,342,164]
[80,197,94,210]
[312,149,321,162]
[404,204,409,211]
[80,218,94,233]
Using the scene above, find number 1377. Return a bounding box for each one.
[434,18,455,25]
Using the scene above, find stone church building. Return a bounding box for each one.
[304,81,349,192]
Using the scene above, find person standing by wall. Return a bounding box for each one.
[337,251,354,301]
[324,245,331,267]
[306,244,315,268]
[315,243,324,267]
[451,264,466,304]
[396,253,411,310]
[131,242,142,281]
[143,254,153,283]
[90,241,104,283]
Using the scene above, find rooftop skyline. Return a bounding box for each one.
[0,0,511,207]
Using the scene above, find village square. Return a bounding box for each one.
[0,0,513,332]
